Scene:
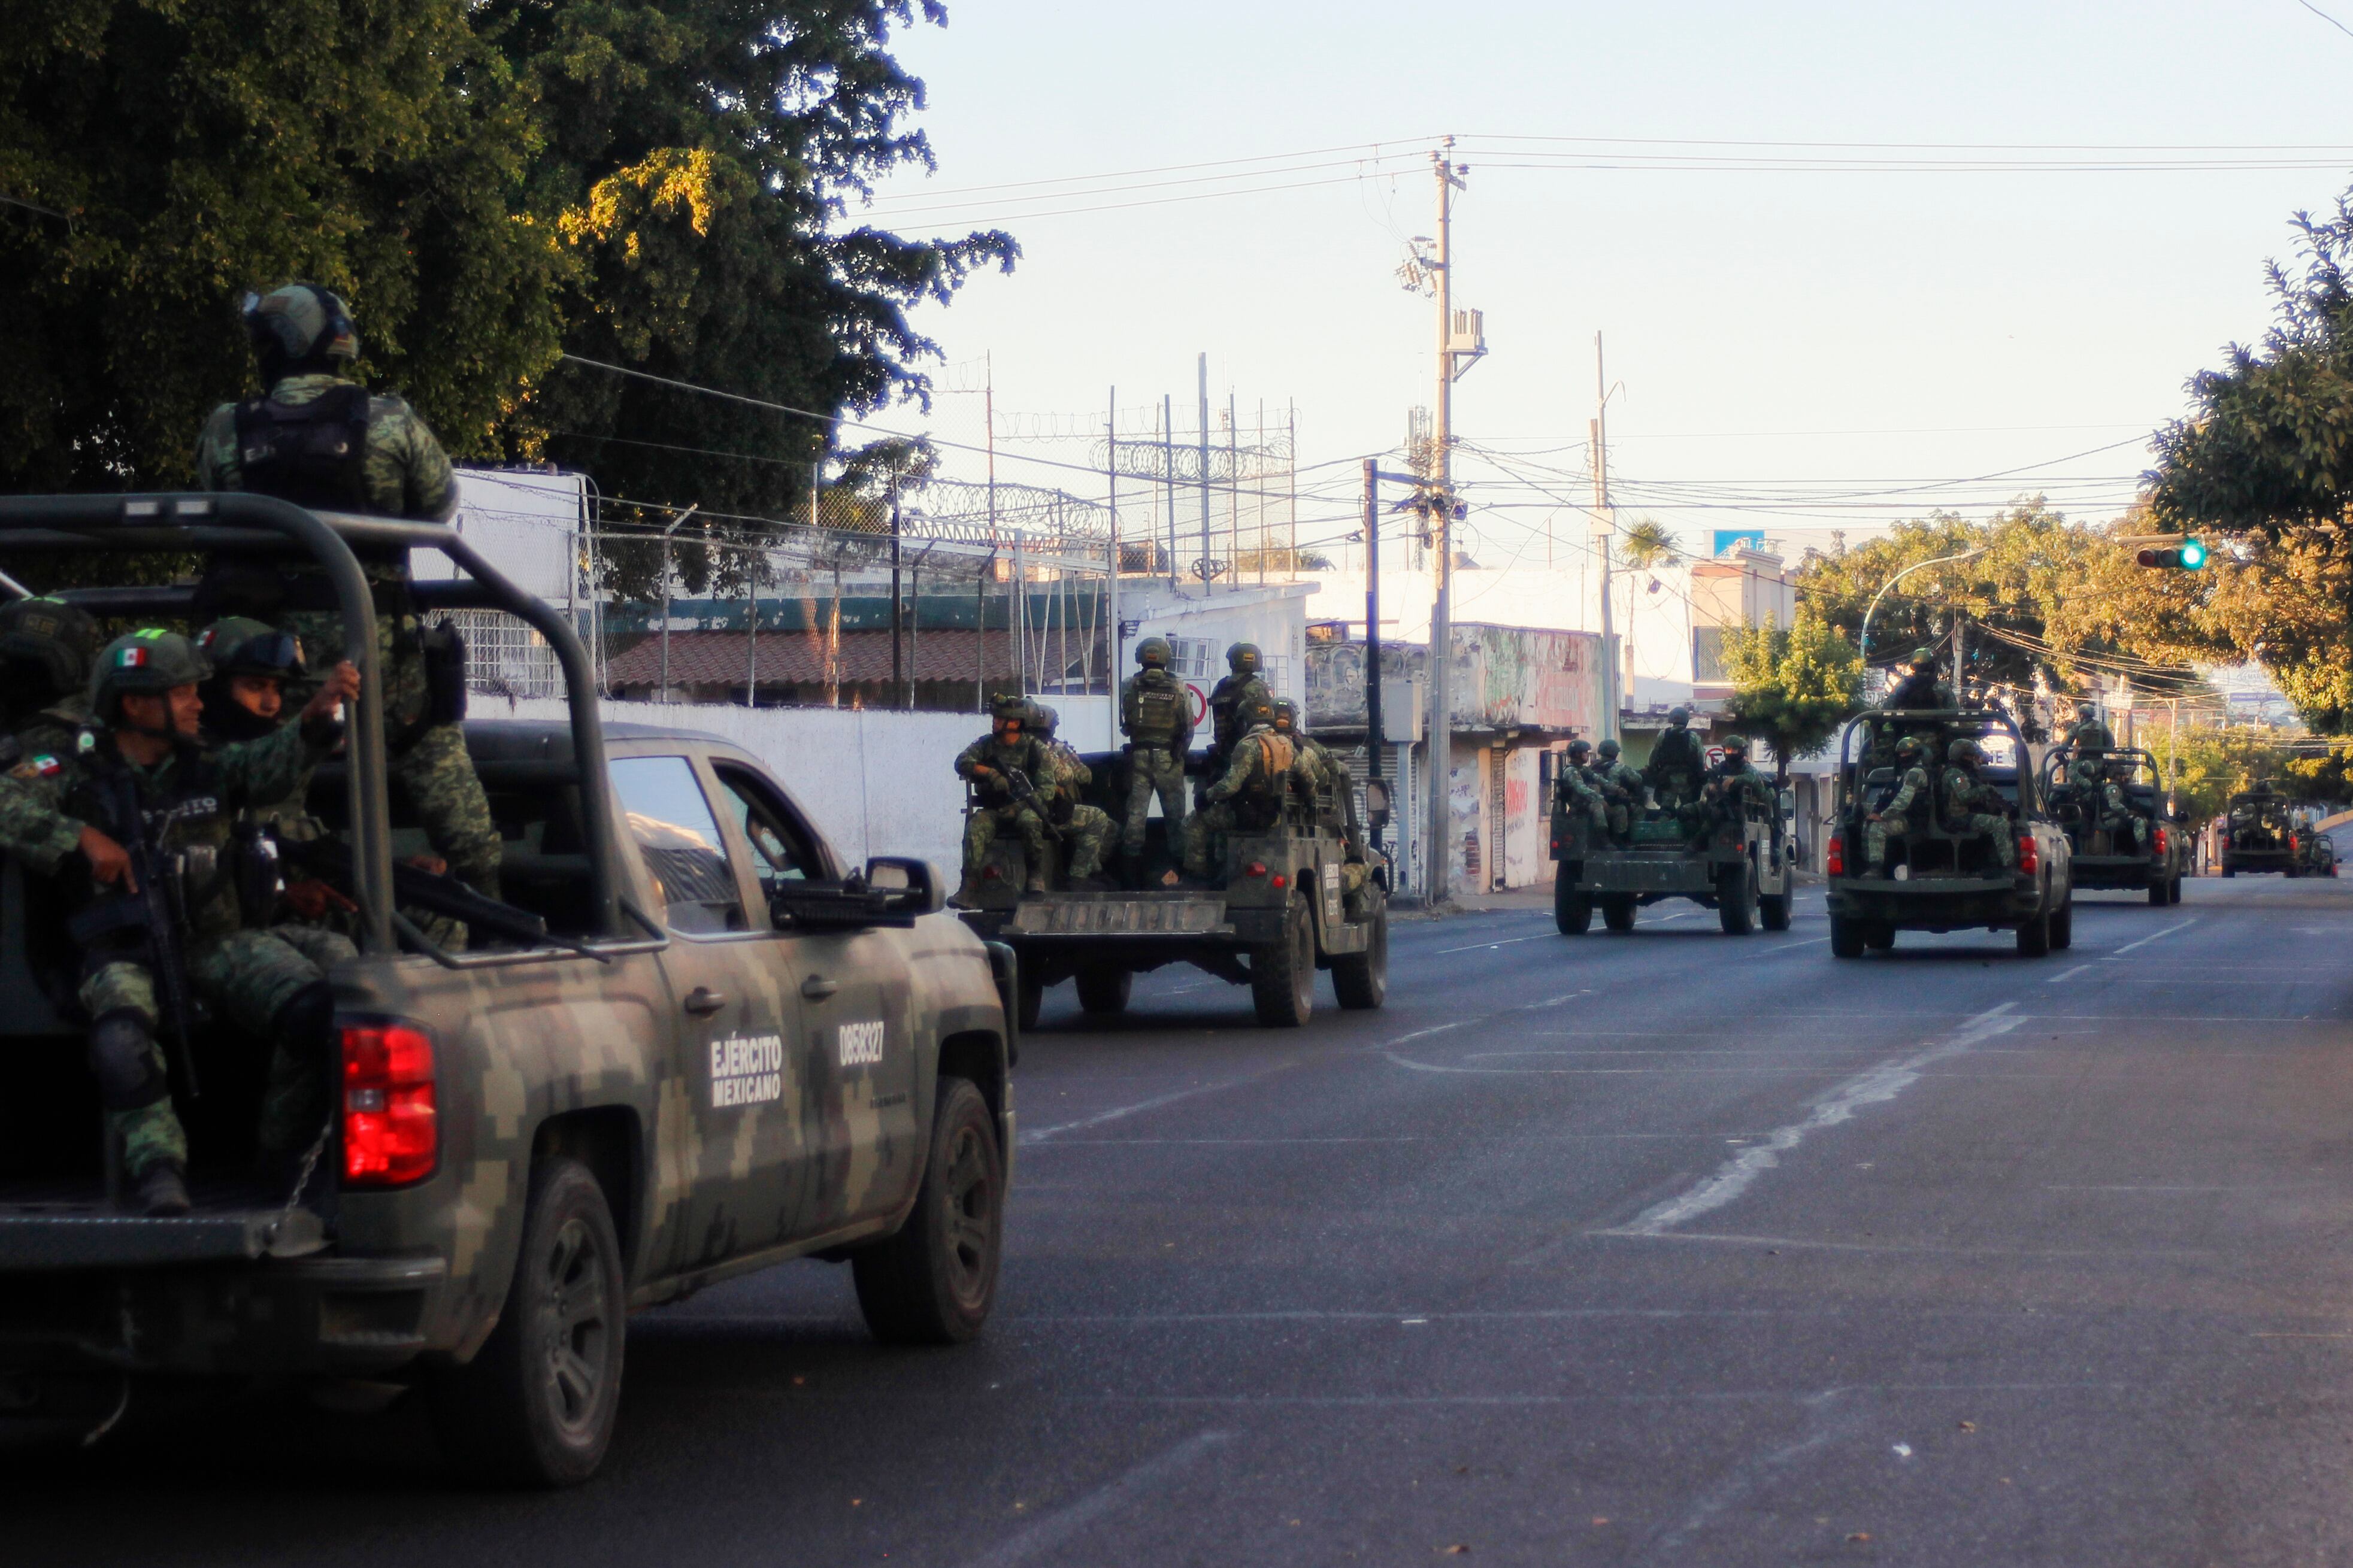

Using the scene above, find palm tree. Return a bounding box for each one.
[1617,517,1679,571]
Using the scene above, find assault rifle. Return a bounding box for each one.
[67,772,201,1099]
[1001,767,1072,838]
[278,836,604,960]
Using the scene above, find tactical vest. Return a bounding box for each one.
[1651,729,1703,777]
[63,746,240,942]
[233,385,372,511]
[1123,671,1186,743]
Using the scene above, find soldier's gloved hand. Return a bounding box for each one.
[78,825,133,891]
[300,661,362,727]
[284,878,358,919]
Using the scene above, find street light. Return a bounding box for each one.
[1858,545,1990,678]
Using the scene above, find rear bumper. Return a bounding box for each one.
[1826,874,2043,929]
[2070,855,2155,888]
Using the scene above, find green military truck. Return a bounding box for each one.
[2222,786,2302,876]
[2037,746,2190,905]
[1548,765,1793,936]
[956,749,1387,1029]
[0,494,1017,1485]
[1825,708,2073,957]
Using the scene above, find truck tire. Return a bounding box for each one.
[1601,894,1637,933]
[2016,903,2052,956]
[2170,875,2185,903]
[2051,897,2073,950]
[1331,908,1388,1010]
[426,1157,625,1488]
[1716,866,1755,935]
[2223,864,2236,878]
[1075,966,1131,1015]
[1864,923,1896,951]
[1829,914,1865,958]
[853,1076,1003,1346]
[1250,893,1316,1027]
[1016,966,1044,1033]
[1555,874,1592,935]
[2148,877,2168,907]
[1758,890,1792,932]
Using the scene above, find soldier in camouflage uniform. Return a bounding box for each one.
[953,696,1056,898]
[0,594,98,763]
[2073,754,2142,853]
[1270,699,1378,912]
[1118,636,1192,866]
[2064,701,2113,755]
[1182,696,1313,882]
[1697,735,1775,842]
[1591,737,1648,845]
[1644,706,1707,811]
[1557,739,1609,835]
[1883,647,1954,710]
[1030,703,1112,885]
[1863,735,1932,874]
[1203,642,1273,778]
[192,284,500,909]
[0,632,362,1212]
[1941,738,2017,870]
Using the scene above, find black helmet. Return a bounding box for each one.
[197,617,305,740]
[1032,703,1060,739]
[1665,705,1690,726]
[244,284,359,385]
[1948,738,1980,765]
[1271,699,1299,732]
[1226,641,1261,675]
[1565,738,1592,758]
[1597,738,1622,759]
[0,595,98,706]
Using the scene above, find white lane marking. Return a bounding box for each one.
[1433,933,1556,954]
[2046,963,2092,984]
[956,1430,1231,1568]
[2105,917,2197,957]
[1585,1227,2213,1260]
[1022,1065,1300,1144]
[1612,1003,2024,1236]
[1643,1389,1858,1562]
[1743,935,1831,956]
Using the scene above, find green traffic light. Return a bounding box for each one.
[2179,538,2208,569]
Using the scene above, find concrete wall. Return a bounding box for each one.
[502,695,1112,874]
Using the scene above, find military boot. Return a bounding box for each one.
[132,1161,191,1217]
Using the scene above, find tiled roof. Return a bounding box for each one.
[603,627,1106,689]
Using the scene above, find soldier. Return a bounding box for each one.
[1558,739,1609,836]
[1591,737,1649,845]
[1941,738,2017,870]
[2064,701,2114,754]
[953,696,1056,898]
[1698,735,1776,840]
[193,284,500,909]
[1644,706,1707,811]
[1270,699,1378,913]
[1863,735,1933,875]
[0,631,362,1212]
[0,594,98,763]
[2074,754,2141,853]
[1204,642,1273,774]
[1182,697,1314,882]
[1883,647,1952,709]
[1118,636,1192,866]
[1030,703,1113,887]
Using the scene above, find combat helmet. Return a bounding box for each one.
[2076,700,2097,718]
[1721,735,1751,757]
[1894,735,1924,761]
[1910,646,1937,668]
[1270,699,1300,732]
[244,284,359,384]
[1135,635,1172,669]
[89,630,211,730]
[0,595,99,703]
[1225,641,1261,675]
[1947,738,1980,765]
[1565,738,1592,759]
[196,617,306,740]
[1597,738,1622,759]
[1665,705,1690,726]
[989,693,1029,737]
[1031,703,1061,739]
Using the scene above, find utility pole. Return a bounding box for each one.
[1197,353,1212,592]
[1364,458,1385,860]
[1107,384,1122,746]
[657,503,698,702]
[1162,393,1177,593]
[888,481,903,711]
[1591,333,1618,745]
[1424,138,1465,906]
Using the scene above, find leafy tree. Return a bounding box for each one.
[1721,608,1863,768]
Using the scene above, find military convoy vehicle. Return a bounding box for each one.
[0,495,1017,1485]
[1825,709,2074,957]
[2301,814,2340,877]
[1548,769,1793,936]
[2221,786,2301,876]
[2037,746,2190,905]
[956,750,1388,1029]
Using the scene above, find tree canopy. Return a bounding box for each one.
[0,0,1012,570]
[1720,608,1862,766]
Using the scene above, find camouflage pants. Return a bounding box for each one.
[1601,801,1632,843]
[78,926,350,1175]
[1180,800,1235,879]
[1946,815,2018,869]
[964,805,1050,882]
[1863,818,1913,867]
[1063,804,1112,879]
[1123,747,1189,855]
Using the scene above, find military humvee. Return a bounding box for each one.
[0,495,1016,1486]
[1547,760,1793,935]
[1824,708,2073,957]
[956,745,1388,1029]
[2036,746,2190,905]
[2222,787,2301,876]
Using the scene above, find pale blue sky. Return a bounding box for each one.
[857,1,2353,559]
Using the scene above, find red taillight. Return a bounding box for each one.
[2016,835,2039,874]
[1825,836,1845,876]
[982,865,1001,881]
[1243,862,1267,878]
[2291,835,2301,853]
[343,1023,437,1187]
[2155,827,2169,856]
[1271,874,1288,889]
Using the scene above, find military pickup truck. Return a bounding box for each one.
[0,494,1017,1486]
[1548,767,1793,935]
[2222,787,2303,876]
[956,749,1387,1029]
[1824,708,2074,957]
[2037,746,2190,905]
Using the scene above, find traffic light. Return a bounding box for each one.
[2135,537,2208,570]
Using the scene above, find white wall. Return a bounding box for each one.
[502,696,1111,874]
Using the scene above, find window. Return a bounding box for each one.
[713,765,829,919]
[611,756,743,935]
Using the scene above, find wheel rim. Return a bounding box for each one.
[536,1216,612,1442]
[940,1122,997,1310]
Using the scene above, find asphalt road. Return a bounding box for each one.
[17,870,2353,1566]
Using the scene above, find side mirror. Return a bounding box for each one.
[1363,780,1392,817]
[2171,808,2191,825]
[866,856,946,917]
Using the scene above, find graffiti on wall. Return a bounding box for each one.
[1307,624,1605,735]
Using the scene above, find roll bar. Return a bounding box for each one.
[0,493,622,953]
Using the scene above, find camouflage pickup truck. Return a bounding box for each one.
[1548,774,1794,935]
[2036,746,2190,905]
[0,495,1017,1486]
[2222,786,2302,877]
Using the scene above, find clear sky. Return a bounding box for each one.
[852,0,2353,565]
